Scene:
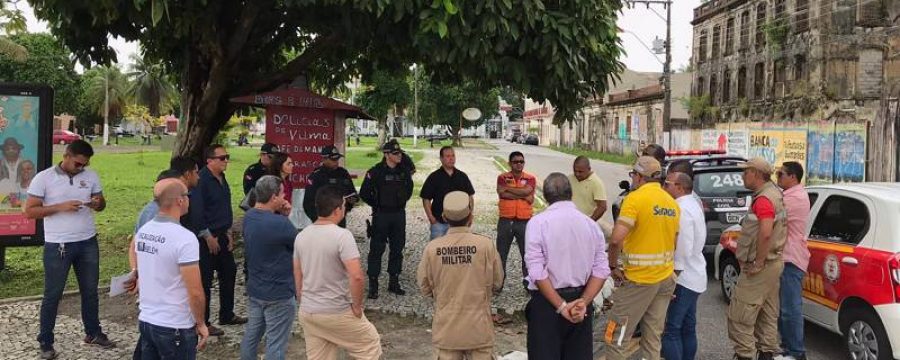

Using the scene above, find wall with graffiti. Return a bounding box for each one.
[669,120,868,184]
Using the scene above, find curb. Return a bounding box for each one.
[0,286,112,305]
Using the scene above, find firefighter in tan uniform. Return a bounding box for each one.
[417,191,504,360]
[727,158,788,360]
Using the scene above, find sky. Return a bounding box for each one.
[21,0,701,73]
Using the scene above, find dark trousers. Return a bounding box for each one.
[199,228,237,325]
[496,218,528,290]
[38,237,102,347]
[526,287,594,360]
[139,321,198,360]
[367,211,406,278]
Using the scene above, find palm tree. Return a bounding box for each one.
[83,65,130,145]
[127,54,176,116]
[0,2,27,62]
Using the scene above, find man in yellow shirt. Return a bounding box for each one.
[568,156,608,221]
[604,156,679,360]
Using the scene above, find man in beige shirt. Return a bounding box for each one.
[569,156,608,221]
[418,191,504,359]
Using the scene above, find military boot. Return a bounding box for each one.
[388,275,406,295]
[368,277,379,299]
[732,355,752,360]
[757,351,776,360]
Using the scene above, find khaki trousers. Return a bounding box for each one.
[727,260,784,358]
[299,310,383,360]
[603,275,676,360]
[433,347,495,360]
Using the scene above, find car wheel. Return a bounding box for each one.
[843,307,893,360]
[719,254,740,303]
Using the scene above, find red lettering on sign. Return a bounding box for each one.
[266,106,335,189]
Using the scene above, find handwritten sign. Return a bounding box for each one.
[266,106,335,188]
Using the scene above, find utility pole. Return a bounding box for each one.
[413,64,418,148]
[625,0,672,148]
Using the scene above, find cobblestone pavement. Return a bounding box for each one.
[0,145,538,360]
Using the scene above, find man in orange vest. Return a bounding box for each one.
[496,151,536,291]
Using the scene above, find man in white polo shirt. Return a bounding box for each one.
[135,178,209,359]
[25,140,113,360]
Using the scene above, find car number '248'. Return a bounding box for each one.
[710,173,744,188]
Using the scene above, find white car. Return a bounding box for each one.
[716,183,900,360]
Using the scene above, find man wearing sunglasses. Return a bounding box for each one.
[188,144,246,337]
[359,140,414,299]
[495,151,535,291]
[242,143,280,195]
[25,140,113,359]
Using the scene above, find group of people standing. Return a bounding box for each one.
[27,138,812,360]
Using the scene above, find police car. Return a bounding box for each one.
[611,150,749,255]
[715,183,900,360]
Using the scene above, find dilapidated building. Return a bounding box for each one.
[690,0,900,181]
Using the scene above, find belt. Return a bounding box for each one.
[529,286,585,296]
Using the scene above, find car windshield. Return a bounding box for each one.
[694,170,746,197]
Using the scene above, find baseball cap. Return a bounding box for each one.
[442,191,471,222]
[381,140,402,152]
[737,157,774,175]
[260,143,281,154]
[633,156,662,177]
[320,145,343,159]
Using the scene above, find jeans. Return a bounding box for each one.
[429,222,450,240]
[240,297,297,360]
[661,285,701,360]
[779,262,806,358]
[38,237,102,347]
[139,321,198,360]
[199,228,238,325]
[496,218,528,290]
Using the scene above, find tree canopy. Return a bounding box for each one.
[30,0,624,158]
[0,33,80,114]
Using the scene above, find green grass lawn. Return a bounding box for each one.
[0,145,425,299]
[549,145,637,166]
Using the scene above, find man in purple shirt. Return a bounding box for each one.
[524,172,610,360]
[775,162,811,360]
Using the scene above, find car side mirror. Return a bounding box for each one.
[618,180,630,190]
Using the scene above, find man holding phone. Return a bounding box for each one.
[25,140,113,359]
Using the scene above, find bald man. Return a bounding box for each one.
[569,156,608,221]
[134,179,209,358]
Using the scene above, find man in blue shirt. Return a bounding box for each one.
[240,175,298,360]
[188,144,246,336]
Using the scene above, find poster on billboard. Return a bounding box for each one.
[782,129,808,169]
[0,84,52,247]
[806,121,835,184]
[834,122,867,183]
[727,129,749,157]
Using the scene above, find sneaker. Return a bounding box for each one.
[220,315,248,325]
[84,333,116,349]
[39,346,57,359]
[208,325,225,336]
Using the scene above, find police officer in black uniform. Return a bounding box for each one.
[242,143,280,195]
[360,140,413,299]
[303,145,358,227]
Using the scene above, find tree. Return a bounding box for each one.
[0,2,26,62]
[127,54,177,116]
[499,86,524,122]
[355,69,412,146]
[0,33,80,114]
[31,0,624,159]
[418,78,500,145]
[81,65,130,144]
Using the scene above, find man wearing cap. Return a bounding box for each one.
[243,143,280,195]
[360,140,414,298]
[0,137,25,181]
[727,157,787,360]
[303,145,358,228]
[417,191,504,359]
[604,156,679,360]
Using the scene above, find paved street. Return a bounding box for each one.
[485,139,847,359]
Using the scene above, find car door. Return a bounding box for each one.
[802,191,874,331]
